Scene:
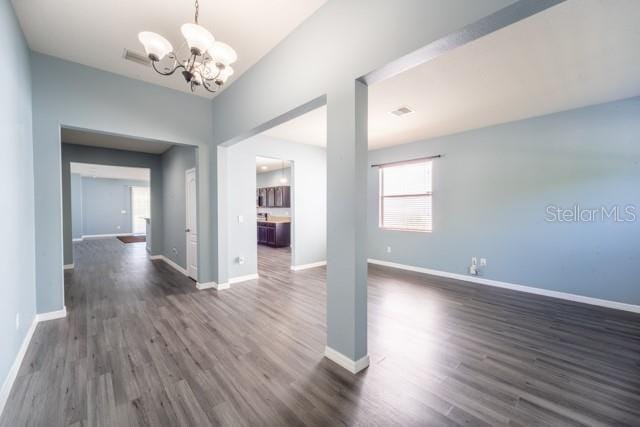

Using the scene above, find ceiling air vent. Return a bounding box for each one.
[390,106,414,117]
[122,48,151,67]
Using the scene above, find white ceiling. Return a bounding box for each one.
[12,0,326,98]
[263,106,326,147]
[259,0,640,149]
[256,156,291,173]
[62,128,174,154]
[70,163,150,181]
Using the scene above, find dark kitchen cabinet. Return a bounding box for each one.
[257,188,267,207]
[256,186,290,208]
[257,222,290,247]
[266,187,275,207]
[275,186,291,207]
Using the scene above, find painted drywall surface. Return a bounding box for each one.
[32,53,216,313]
[70,174,83,239]
[256,167,291,187]
[161,145,196,269]
[210,0,514,145]
[210,0,514,361]
[256,168,292,217]
[368,97,640,305]
[80,178,149,236]
[225,136,326,278]
[0,0,36,405]
[61,143,161,265]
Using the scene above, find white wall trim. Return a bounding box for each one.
[63,263,74,270]
[150,255,188,276]
[324,347,370,374]
[72,238,83,242]
[229,273,259,284]
[0,317,37,418]
[368,259,640,314]
[82,233,134,239]
[291,260,326,271]
[0,306,67,417]
[36,306,68,322]
[196,281,230,290]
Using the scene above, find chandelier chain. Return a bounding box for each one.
[194,0,199,24]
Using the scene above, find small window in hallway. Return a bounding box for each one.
[379,160,432,232]
[131,186,150,234]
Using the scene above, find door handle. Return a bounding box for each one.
[185,228,191,232]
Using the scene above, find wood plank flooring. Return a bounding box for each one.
[2,238,640,426]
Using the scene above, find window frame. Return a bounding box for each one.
[378,159,433,233]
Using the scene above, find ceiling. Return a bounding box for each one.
[259,0,640,149]
[256,156,291,173]
[263,106,326,147]
[12,0,326,98]
[70,162,150,181]
[62,128,174,154]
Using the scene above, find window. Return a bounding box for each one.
[379,160,432,232]
[131,186,150,235]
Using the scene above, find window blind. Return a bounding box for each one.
[379,161,432,232]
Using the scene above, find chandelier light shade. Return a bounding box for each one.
[138,0,237,93]
[209,42,237,65]
[180,23,215,55]
[138,32,173,61]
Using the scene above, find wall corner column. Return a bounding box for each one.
[325,79,369,373]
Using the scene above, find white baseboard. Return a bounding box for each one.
[63,264,74,270]
[149,255,189,277]
[36,306,68,322]
[72,238,83,242]
[368,259,640,314]
[291,260,327,271]
[196,281,230,290]
[324,347,370,374]
[82,233,134,239]
[0,306,67,417]
[229,273,259,284]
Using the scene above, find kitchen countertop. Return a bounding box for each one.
[257,218,291,224]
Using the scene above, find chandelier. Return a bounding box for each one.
[138,0,237,93]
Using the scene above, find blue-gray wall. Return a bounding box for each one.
[79,178,149,236]
[256,167,292,188]
[161,145,196,269]
[368,97,640,305]
[61,143,162,266]
[225,136,326,277]
[70,174,83,240]
[0,0,36,406]
[33,53,216,313]
[211,0,516,361]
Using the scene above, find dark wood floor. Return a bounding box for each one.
[2,238,640,426]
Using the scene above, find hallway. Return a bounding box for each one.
[2,239,639,426]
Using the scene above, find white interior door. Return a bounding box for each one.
[186,168,198,279]
[131,186,150,235]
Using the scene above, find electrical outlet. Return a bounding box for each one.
[480,258,487,267]
[16,313,20,330]
[471,257,478,266]
[386,246,392,253]
[172,247,178,254]
[116,225,121,230]
[237,256,245,265]
[238,215,244,223]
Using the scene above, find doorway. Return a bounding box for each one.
[256,156,293,274]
